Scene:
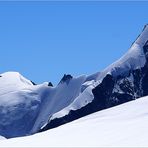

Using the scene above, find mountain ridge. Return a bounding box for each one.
[0,25,148,138]
[1,95,148,147]
[41,24,148,132]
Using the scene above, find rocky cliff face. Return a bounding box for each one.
[41,25,148,132]
[0,25,148,139]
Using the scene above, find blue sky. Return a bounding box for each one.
[0,1,148,84]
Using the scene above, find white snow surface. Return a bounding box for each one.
[31,75,87,133]
[48,25,148,121]
[97,25,148,81]
[0,25,148,138]
[0,72,33,95]
[51,84,94,120]
[0,72,88,137]
[1,96,148,147]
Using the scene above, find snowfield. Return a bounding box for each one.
[48,24,148,123]
[0,72,90,138]
[0,96,148,147]
[0,25,148,138]
[0,25,148,146]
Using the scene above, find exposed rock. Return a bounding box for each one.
[40,28,148,132]
[48,82,53,87]
[59,74,73,85]
[30,80,37,85]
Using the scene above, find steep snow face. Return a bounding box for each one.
[50,84,94,121]
[1,96,148,147]
[1,25,148,138]
[0,72,87,138]
[41,25,148,131]
[135,24,148,46]
[31,75,87,134]
[54,25,148,121]
[0,72,43,138]
[97,25,148,81]
[44,74,100,124]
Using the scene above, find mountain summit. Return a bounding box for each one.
[0,25,148,138]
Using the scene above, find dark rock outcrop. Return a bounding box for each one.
[59,74,73,85]
[48,82,53,87]
[40,38,148,133]
[30,80,37,85]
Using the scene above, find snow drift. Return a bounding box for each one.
[0,96,148,147]
[0,25,148,138]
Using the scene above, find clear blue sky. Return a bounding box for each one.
[0,1,148,84]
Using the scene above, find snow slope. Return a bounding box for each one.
[1,96,148,147]
[97,25,148,80]
[0,72,41,138]
[0,72,87,137]
[0,72,33,95]
[45,24,148,123]
[31,75,87,133]
[1,25,148,138]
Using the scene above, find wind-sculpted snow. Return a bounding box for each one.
[0,72,87,138]
[0,73,48,138]
[31,75,87,134]
[1,96,148,147]
[41,25,148,131]
[97,25,148,81]
[1,25,148,138]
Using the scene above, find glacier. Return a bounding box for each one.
[0,96,148,147]
[0,25,148,138]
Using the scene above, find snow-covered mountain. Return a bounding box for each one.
[41,24,148,132]
[0,25,148,138]
[0,95,148,147]
[0,72,88,138]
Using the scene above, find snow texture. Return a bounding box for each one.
[0,96,148,147]
[0,72,87,137]
[48,25,148,121]
[97,25,148,81]
[0,25,148,138]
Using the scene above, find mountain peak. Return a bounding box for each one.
[59,74,73,84]
[97,25,148,81]
[134,24,148,47]
[0,71,33,87]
